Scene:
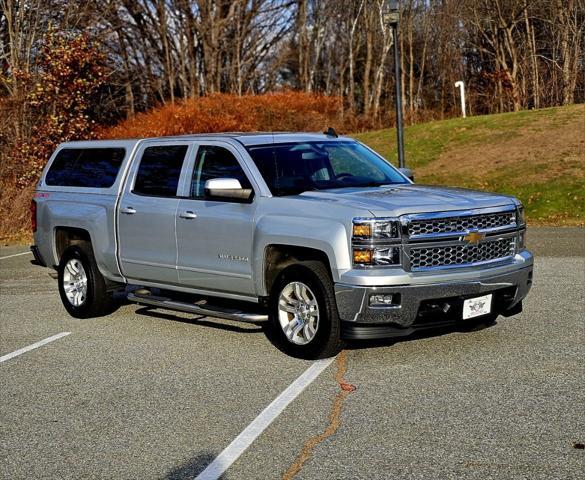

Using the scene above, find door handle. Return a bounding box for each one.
[120,206,137,215]
[179,210,197,219]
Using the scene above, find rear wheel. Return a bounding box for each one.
[58,242,115,318]
[270,261,344,359]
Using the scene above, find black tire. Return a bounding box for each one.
[58,242,115,318]
[270,261,345,359]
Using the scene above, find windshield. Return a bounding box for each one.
[246,141,408,196]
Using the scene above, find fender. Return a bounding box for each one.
[44,197,123,282]
[253,214,352,296]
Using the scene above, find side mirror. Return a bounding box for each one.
[399,167,414,182]
[204,178,254,202]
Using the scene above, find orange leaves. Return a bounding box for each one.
[13,29,107,187]
[97,91,345,139]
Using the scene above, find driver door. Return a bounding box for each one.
[175,142,257,296]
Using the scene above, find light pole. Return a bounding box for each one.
[383,0,405,169]
[454,81,466,118]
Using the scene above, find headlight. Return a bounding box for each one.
[518,229,526,250]
[353,246,400,266]
[352,218,399,240]
[352,218,401,266]
[515,205,526,226]
[514,204,526,251]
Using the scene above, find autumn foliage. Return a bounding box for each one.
[0,30,106,242]
[12,31,106,186]
[96,91,355,140]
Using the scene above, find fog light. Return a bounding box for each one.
[370,294,394,306]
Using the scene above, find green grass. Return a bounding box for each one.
[354,104,585,225]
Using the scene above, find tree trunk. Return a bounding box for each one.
[363,7,374,115]
[347,1,363,114]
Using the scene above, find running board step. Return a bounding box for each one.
[127,292,268,323]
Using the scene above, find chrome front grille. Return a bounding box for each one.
[407,211,515,237]
[408,237,516,270]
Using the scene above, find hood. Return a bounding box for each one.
[297,184,517,217]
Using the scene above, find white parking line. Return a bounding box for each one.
[196,357,335,480]
[0,332,71,363]
[0,251,31,261]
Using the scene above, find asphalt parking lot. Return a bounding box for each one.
[1,228,584,480]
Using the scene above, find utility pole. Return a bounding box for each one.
[383,1,405,169]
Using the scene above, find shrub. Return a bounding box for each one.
[96,91,356,139]
[12,30,106,187]
[0,30,106,242]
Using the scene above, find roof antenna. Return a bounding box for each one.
[323,127,338,138]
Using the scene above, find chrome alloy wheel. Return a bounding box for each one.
[277,281,319,345]
[63,258,88,307]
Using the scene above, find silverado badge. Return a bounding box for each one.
[218,253,249,262]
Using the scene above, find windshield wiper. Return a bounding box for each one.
[275,186,319,196]
[354,181,394,188]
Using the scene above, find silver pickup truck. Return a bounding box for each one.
[31,132,533,358]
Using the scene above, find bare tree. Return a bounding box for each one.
[2,0,584,143]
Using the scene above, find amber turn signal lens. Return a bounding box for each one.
[353,249,373,264]
[353,224,371,237]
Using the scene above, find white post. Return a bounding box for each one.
[454,81,466,118]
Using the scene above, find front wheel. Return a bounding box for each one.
[58,242,115,318]
[270,261,344,359]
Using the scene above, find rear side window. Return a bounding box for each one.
[133,145,188,197]
[45,148,126,188]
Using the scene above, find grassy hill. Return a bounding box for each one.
[354,104,585,225]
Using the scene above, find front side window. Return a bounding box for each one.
[133,145,188,197]
[191,145,252,198]
[246,141,408,196]
[45,148,125,188]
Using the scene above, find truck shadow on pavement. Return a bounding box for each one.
[133,305,303,357]
[346,318,498,352]
[134,306,498,355]
[134,306,266,334]
[164,452,221,480]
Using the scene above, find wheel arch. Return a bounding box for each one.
[54,227,121,290]
[262,244,334,299]
[54,227,92,264]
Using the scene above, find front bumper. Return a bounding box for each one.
[335,251,533,340]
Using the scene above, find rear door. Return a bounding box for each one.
[175,142,257,295]
[118,142,192,285]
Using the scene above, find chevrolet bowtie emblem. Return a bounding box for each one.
[462,231,486,245]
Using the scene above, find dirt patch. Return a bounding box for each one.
[417,108,585,185]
